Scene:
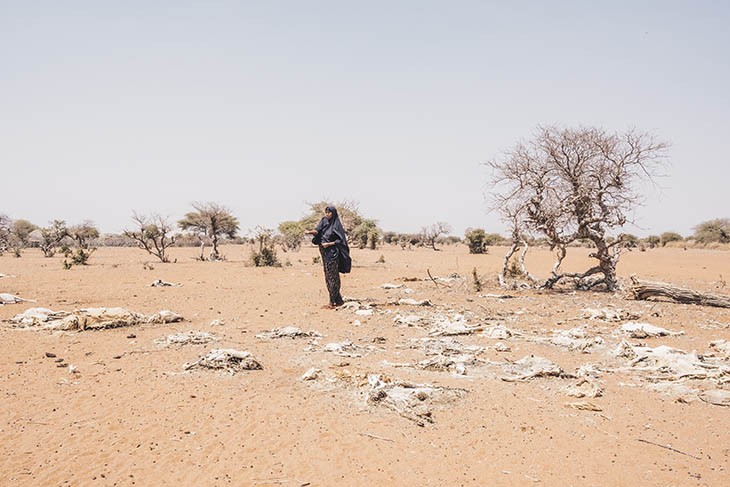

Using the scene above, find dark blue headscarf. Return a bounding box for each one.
[314,206,351,273]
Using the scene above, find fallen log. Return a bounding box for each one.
[629,276,730,308]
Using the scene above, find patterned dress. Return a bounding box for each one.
[320,246,344,306]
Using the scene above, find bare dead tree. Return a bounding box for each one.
[123,213,176,263]
[420,222,452,251]
[489,126,668,291]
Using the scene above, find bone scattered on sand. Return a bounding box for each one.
[157,331,218,346]
[184,349,262,373]
[698,389,730,407]
[0,293,36,305]
[565,401,603,411]
[500,356,567,382]
[6,307,182,330]
[397,298,432,307]
[150,279,181,287]
[301,367,321,381]
[565,379,603,398]
[366,374,467,425]
[323,341,364,358]
[255,326,322,339]
[619,322,684,338]
[582,308,638,321]
[428,315,483,336]
[621,344,727,380]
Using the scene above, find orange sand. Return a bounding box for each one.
[1,245,728,486]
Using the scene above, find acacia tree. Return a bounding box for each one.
[351,219,380,249]
[489,126,668,291]
[251,226,280,266]
[64,221,100,266]
[299,200,382,248]
[300,200,363,234]
[693,218,730,244]
[178,202,239,261]
[420,222,451,251]
[464,228,488,254]
[39,220,69,257]
[9,219,38,257]
[0,214,11,255]
[277,221,305,251]
[123,212,176,263]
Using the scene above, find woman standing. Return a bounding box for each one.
[306,206,351,308]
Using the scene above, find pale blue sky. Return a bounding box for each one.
[2,1,728,237]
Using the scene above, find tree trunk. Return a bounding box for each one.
[589,237,620,291]
[210,235,219,260]
[629,276,730,308]
[498,240,519,287]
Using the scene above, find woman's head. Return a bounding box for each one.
[324,206,337,220]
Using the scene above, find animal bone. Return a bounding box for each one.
[565,379,603,398]
[5,307,182,330]
[185,349,262,373]
[698,389,730,407]
[255,326,322,339]
[157,331,218,346]
[500,356,566,382]
[0,293,36,305]
[428,315,483,336]
[582,307,638,321]
[397,298,432,306]
[150,279,180,287]
[619,322,683,338]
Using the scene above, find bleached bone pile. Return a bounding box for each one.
[428,314,484,336]
[481,324,518,339]
[500,356,568,382]
[6,307,182,331]
[0,293,35,305]
[157,331,218,346]
[255,326,322,339]
[390,354,477,375]
[393,314,424,327]
[404,337,486,357]
[564,378,604,398]
[582,307,639,321]
[341,301,377,317]
[323,340,366,358]
[184,349,262,373]
[5,307,67,326]
[709,340,730,358]
[618,322,683,338]
[366,374,467,426]
[537,327,604,353]
[620,344,728,381]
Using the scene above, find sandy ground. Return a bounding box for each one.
[1,244,729,486]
